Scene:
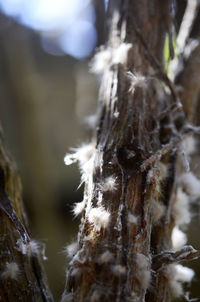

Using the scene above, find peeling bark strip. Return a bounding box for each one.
[63,1,200,302]
[0,126,53,302]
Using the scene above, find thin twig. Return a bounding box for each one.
[140,124,200,171]
[177,0,200,53]
[152,245,200,271]
[158,102,183,120]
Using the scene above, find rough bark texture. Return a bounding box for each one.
[62,0,200,302]
[1,1,200,302]
[0,125,53,301]
[63,1,179,301]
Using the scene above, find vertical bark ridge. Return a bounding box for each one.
[63,1,195,301]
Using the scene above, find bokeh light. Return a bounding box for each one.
[0,0,97,59]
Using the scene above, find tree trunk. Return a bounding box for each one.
[1,1,200,302]
[62,1,200,302]
[0,124,53,301]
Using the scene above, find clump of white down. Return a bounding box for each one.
[127,212,138,225]
[158,162,168,181]
[171,226,187,250]
[64,143,95,185]
[181,136,196,157]
[90,43,132,74]
[88,206,110,231]
[179,172,200,199]
[16,238,47,260]
[169,136,199,297]
[64,242,78,258]
[98,250,113,264]
[165,264,194,297]
[173,188,191,226]
[72,200,86,217]
[16,239,39,257]
[112,264,126,276]
[171,136,200,249]
[171,171,200,250]
[127,71,147,94]
[1,262,20,280]
[84,113,99,129]
[136,253,151,289]
[100,176,118,192]
[151,199,166,224]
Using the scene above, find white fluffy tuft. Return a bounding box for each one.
[90,48,111,74]
[64,143,94,167]
[100,176,117,192]
[98,250,113,264]
[112,43,132,65]
[175,264,195,283]
[84,114,98,129]
[113,111,119,118]
[158,162,168,180]
[165,264,183,297]
[64,143,96,186]
[181,136,196,156]
[16,239,40,257]
[1,262,20,280]
[127,212,138,225]
[136,253,151,289]
[73,200,86,217]
[179,172,200,198]
[173,188,190,226]
[151,200,166,224]
[90,43,132,74]
[112,264,126,276]
[127,71,147,93]
[164,264,194,297]
[88,207,110,231]
[64,242,78,258]
[171,226,187,250]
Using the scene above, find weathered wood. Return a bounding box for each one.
[62,1,187,301]
[0,124,53,302]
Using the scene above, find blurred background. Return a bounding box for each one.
[0,0,199,301]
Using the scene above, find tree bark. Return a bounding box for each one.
[1,1,200,302]
[62,1,200,302]
[0,124,53,301]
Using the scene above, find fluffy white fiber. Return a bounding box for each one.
[112,264,126,276]
[88,206,110,231]
[181,136,196,156]
[165,264,194,297]
[151,200,166,224]
[98,250,113,264]
[127,212,138,225]
[171,226,187,250]
[173,188,190,226]
[16,239,39,257]
[100,176,117,192]
[90,43,132,74]
[64,143,96,185]
[73,200,86,217]
[1,262,20,280]
[136,253,151,289]
[65,242,78,258]
[127,71,147,94]
[175,264,195,283]
[64,143,94,167]
[179,172,200,198]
